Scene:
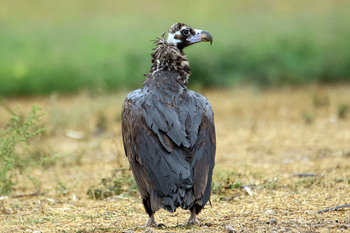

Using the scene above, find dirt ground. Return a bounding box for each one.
[1,85,350,232]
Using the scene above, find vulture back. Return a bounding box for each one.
[122,69,216,213]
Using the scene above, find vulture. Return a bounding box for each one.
[122,22,216,227]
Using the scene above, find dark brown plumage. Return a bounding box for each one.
[122,23,215,227]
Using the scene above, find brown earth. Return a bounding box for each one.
[1,84,350,232]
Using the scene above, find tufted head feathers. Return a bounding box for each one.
[146,23,213,86]
[166,23,213,52]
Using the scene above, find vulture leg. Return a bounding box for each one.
[144,213,157,227]
[141,199,166,228]
[142,199,157,227]
[187,207,200,225]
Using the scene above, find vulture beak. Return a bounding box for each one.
[187,29,213,45]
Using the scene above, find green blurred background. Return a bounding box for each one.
[1,0,350,96]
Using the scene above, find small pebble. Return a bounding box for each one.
[226,223,237,233]
[264,209,276,215]
[266,219,277,224]
[65,129,84,139]
[297,218,304,224]
[46,198,55,203]
[0,196,8,200]
[242,186,253,196]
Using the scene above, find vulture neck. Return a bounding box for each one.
[145,38,191,87]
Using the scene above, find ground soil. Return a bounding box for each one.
[1,85,350,232]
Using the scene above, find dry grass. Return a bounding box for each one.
[1,85,350,232]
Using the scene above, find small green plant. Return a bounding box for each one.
[87,169,138,199]
[94,112,108,136]
[259,176,282,190]
[211,170,244,195]
[56,181,68,196]
[337,104,349,119]
[312,95,330,108]
[0,104,45,195]
[302,112,314,125]
[294,177,321,189]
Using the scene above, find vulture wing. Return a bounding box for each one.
[122,77,215,213]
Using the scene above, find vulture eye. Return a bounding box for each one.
[181,29,190,36]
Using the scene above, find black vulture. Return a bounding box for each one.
[122,23,216,227]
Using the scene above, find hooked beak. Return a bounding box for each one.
[186,29,213,45]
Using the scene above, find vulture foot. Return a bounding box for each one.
[140,215,157,228]
[140,215,167,228]
[187,211,200,225]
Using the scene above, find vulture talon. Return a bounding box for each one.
[122,22,216,227]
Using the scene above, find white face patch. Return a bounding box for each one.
[167,31,182,46]
[193,29,201,36]
[186,29,202,44]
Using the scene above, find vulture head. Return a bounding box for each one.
[148,23,213,84]
[166,23,213,52]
